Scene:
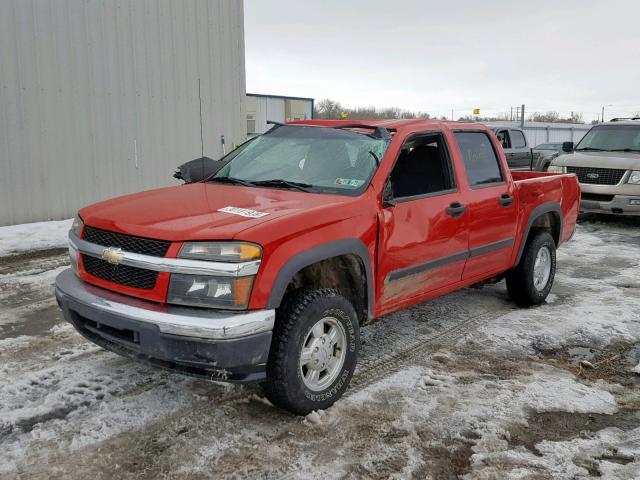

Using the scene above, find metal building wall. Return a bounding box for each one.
[0,0,246,226]
[486,121,591,147]
[248,94,314,135]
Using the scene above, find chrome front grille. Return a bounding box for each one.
[83,226,171,257]
[566,166,626,185]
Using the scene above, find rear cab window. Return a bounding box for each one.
[454,131,504,187]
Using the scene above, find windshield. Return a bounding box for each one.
[211,125,390,194]
[575,125,640,152]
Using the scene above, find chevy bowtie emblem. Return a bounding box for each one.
[102,247,124,265]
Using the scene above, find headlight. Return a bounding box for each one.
[167,274,254,309]
[629,170,640,185]
[547,165,566,173]
[179,242,261,262]
[71,214,83,237]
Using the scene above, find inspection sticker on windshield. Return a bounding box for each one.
[218,206,269,218]
[335,178,364,188]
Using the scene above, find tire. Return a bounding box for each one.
[262,288,359,415]
[506,230,556,306]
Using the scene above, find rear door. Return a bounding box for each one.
[453,131,518,280]
[378,131,469,308]
[508,129,532,170]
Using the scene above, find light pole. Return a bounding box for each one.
[601,104,613,123]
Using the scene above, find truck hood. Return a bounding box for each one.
[552,151,640,170]
[80,183,352,242]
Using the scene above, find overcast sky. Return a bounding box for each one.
[245,0,640,121]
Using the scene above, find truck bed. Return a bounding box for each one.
[511,170,581,247]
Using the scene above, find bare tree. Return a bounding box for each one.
[529,111,561,123]
[314,99,343,119]
[314,99,430,120]
[529,110,584,124]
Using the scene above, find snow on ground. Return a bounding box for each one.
[0,218,72,257]
[0,216,639,479]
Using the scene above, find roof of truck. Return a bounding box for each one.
[289,118,486,132]
[603,118,640,126]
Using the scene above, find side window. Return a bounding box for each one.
[389,133,456,199]
[454,131,504,187]
[496,130,511,149]
[510,129,526,148]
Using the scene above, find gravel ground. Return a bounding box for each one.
[1,215,639,479]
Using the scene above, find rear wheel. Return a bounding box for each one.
[506,231,556,306]
[262,288,359,415]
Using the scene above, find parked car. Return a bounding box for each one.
[548,118,640,216]
[532,143,564,171]
[488,125,539,170]
[55,119,580,414]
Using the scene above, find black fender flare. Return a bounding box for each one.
[266,238,374,318]
[515,202,563,265]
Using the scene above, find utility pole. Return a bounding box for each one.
[520,104,525,128]
[451,109,454,121]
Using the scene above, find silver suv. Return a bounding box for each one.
[548,118,640,216]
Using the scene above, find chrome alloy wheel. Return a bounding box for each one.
[533,246,552,291]
[299,317,347,391]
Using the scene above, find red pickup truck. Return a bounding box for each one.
[55,119,580,414]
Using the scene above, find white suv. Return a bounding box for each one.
[548,118,640,216]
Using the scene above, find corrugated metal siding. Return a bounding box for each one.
[521,125,590,147]
[486,121,591,148]
[250,96,314,134]
[0,0,245,226]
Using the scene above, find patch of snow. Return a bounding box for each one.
[304,410,323,425]
[469,426,640,479]
[632,363,640,375]
[0,218,72,257]
[0,351,195,474]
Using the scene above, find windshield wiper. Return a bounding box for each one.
[252,179,313,192]
[610,148,640,152]
[575,147,606,151]
[208,176,255,187]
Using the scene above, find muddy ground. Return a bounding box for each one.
[1,215,639,479]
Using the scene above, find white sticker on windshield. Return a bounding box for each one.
[218,206,269,218]
[335,178,365,188]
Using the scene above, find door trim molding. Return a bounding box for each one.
[385,237,514,283]
[468,238,514,258]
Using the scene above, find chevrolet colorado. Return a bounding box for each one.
[55,119,580,414]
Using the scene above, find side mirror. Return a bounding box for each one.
[562,141,574,153]
[382,180,396,208]
[174,157,225,183]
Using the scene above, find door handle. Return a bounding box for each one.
[499,193,514,207]
[446,202,467,218]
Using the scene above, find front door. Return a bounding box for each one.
[378,132,469,310]
[453,131,518,280]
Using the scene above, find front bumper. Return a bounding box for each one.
[580,195,640,216]
[55,268,275,382]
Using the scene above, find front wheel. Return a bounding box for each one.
[262,288,359,415]
[506,231,556,306]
